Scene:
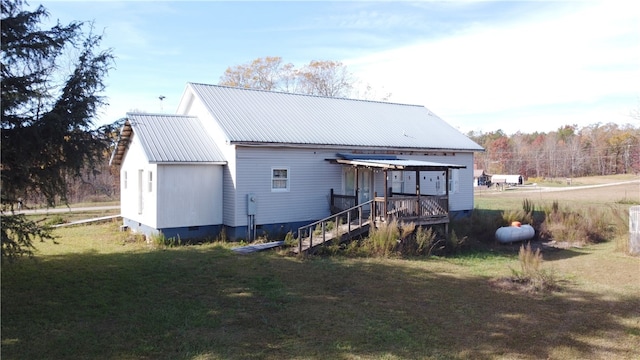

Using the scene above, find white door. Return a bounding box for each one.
[344,167,372,203]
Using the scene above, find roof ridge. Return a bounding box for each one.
[186,82,423,108]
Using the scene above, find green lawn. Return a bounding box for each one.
[2,218,639,359]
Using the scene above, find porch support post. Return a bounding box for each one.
[383,169,388,222]
[445,168,450,197]
[444,168,450,239]
[354,166,359,206]
[416,170,421,217]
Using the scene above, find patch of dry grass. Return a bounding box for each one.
[2,221,639,360]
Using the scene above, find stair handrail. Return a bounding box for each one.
[297,199,374,254]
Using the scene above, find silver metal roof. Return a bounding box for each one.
[334,158,465,170]
[187,83,484,151]
[127,113,226,164]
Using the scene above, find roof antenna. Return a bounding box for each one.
[159,95,166,111]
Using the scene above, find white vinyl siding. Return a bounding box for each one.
[118,134,158,228]
[232,146,342,227]
[156,164,223,228]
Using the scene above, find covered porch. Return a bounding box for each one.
[328,155,466,228]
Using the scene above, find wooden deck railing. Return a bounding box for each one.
[330,188,357,214]
[297,199,373,254]
[374,195,449,224]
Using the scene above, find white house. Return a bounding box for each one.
[491,174,524,186]
[111,83,484,241]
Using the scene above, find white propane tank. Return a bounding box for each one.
[495,223,535,244]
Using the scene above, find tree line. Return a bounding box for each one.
[470,123,640,179]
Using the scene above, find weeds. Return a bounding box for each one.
[507,243,558,292]
[150,232,182,248]
[44,214,66,226]
[540,202,613,245]
[501,199,535,226]
[361,220,399,257]
[283,231,296,247]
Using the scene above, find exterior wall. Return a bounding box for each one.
[178,89,239,227]
[156,164,223,228]
[119,133,158,229]
[232,146,343,229]
[222,147,475,239]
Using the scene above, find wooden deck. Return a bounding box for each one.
[295,193,451,254]
[292,219,371,254]
[295,200,372,254]
[373,195,449,225]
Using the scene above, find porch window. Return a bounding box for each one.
[448,169,459,194]
[271,168,289,192]
[391,171,404,193]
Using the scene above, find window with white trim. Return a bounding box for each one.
[148,171,153,192]
[271,168,289,192]
[124,171,128,189]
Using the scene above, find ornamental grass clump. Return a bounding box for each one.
[362,220,400,257]
[501,199,535,226]
[540,201,612,245]
[508,243,558,293]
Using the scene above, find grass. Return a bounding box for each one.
[2,221,639,359]
[2,180,640,359]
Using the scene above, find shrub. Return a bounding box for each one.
[527,176,544,184]
[501,199,535,227]
[284,231,296,247]
[396,224,436,256]
[361,220,400,257]
[44,214,66,226]
[509,243,558,292]
[540,202,613,245]
[446,230,467,255]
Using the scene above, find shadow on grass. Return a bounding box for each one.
[2,245,639,360]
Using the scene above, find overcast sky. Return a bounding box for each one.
[38,0,639,134]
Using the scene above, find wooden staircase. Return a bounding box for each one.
[294,200,373,255]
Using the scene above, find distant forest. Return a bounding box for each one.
[469,122,639,179]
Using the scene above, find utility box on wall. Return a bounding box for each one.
[247,193,257,216]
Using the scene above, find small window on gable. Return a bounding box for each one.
[148,171,153,192]
[124,171,128,189]
[271,168,289,192]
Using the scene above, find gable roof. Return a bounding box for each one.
[110,113,226,165]
[185,83,484,152]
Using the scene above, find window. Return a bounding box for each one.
[271,168,289,192]
[124,171,128,189]
[148,171,153,192]
[391,171,404,193]
[448,169,459,194]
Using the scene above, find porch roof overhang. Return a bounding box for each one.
[328,157,466,171]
